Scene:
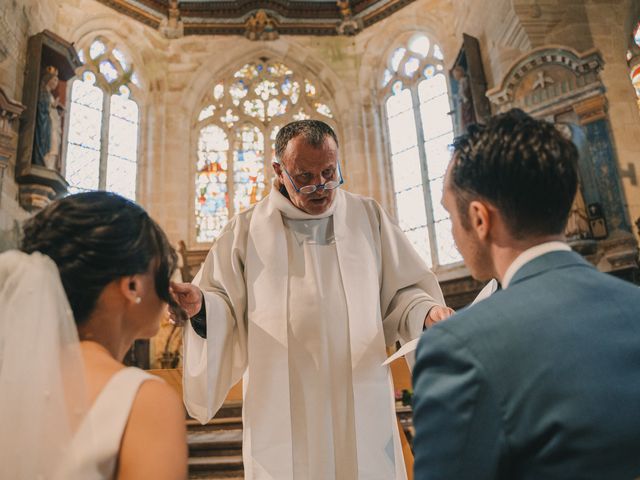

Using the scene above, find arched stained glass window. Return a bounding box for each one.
[65,37,140,200]
[382,34,462,268]
[195,59,335,243]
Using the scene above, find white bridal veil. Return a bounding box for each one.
[0,250,88,479]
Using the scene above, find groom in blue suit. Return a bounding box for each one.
[412,109,640,480]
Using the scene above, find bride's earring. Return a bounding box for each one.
[135,296,142,304]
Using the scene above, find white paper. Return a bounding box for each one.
[382,278,499,366]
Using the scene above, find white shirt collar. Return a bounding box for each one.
[501,241,571,289]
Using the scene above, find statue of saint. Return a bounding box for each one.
[452,65,475,134]
[32,66,63,171]
[565,188,592,240]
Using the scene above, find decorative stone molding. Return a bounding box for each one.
[487,46,604,119]
[0,87,26,166]
[0,87,26,207]
[93,0,418,36]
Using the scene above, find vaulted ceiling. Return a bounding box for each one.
[95,0,418,36]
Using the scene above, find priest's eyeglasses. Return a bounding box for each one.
[281,162,344,195]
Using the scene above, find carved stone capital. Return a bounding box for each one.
[573,95,607,125]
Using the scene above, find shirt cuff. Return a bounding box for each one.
[190,300,207,338]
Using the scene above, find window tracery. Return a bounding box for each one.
[195,59,335,242]
[65,37,140,200]
[381,34,462,268]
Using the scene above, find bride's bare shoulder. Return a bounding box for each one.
[118,378,188,480]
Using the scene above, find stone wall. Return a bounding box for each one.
[0,0,60,250]
[585,0,640,242]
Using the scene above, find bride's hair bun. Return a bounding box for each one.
[21,191,177,324]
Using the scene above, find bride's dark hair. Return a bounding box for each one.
[20,191,178,325]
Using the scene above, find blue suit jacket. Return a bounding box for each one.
[412,251,640,480]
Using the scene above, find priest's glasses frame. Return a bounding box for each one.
[281,161,344,195]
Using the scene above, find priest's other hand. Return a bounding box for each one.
[424,305,455,328]
[170,282,203,320]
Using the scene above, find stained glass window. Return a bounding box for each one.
[382,34,462,268]
[631,64,640,105]
[194,59,336,243]
[196,125,229,242]
[409,35,430,57]
[65,37,140,200]
[631,22,640,111]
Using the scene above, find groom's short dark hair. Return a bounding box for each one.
[450,108,579,239]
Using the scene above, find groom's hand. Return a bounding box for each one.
[170,282,203,320]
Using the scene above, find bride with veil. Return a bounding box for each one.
[0,191,188,479]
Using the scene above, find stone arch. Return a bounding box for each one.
[358,4,456,104]
[356,1,456,210]
[68,15,167,94]
[486,45,604,114]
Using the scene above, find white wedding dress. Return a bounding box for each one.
[55,368,159,479]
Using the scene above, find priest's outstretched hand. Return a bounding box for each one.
[170,282,203,325]
[424,305,455,328]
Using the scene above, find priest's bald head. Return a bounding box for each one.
[272,120,343,215]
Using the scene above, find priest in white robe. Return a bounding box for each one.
[173,120,452,480]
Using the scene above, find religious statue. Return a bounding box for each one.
[336,0,358,35]
[32,66,63,171]
[452,65,475,134]
[565,187,591,240]
[245,9,279,41]
[159,0,184,39]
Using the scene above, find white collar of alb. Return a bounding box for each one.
[269,184,339,220]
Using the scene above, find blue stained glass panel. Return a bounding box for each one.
[99,61,118,83]
[89,40,106,59]
[233,125,265,213]
[390,47,406,72]
[404,57,420,77]
[196,125,229,242]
